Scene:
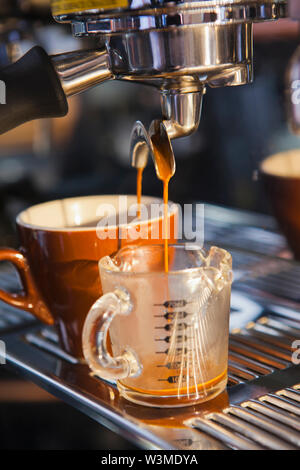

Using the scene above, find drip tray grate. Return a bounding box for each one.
[227,311,300,385]
[186,384,300,450]
[3,291,300,449]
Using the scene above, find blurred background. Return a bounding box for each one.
[0,0,299,450]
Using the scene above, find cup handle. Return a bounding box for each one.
[0,248,54,325]
[82,287,141,381]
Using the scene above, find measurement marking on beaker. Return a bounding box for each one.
[155,335,189,344]
[155,347,188,355]
[157,375,193,384]
[155,323,189,332]
[154,300,189,308]
[156,361,187,369]
[154,311,191,320]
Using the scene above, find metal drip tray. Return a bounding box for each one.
[1,206,300,450]
[2,268,300,449]
[187,384,300,450]
[3,298,300,450]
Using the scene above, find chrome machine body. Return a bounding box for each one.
[50,0,287,139]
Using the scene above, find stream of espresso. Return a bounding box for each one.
[162,177,170,272]
[151,129,173,273]
[136,167,144,219]
[136,156,171,273]
[136,173,171,272]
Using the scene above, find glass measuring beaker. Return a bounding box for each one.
[82,244,232,407]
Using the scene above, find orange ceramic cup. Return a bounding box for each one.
[260,149,300,260]
[0,195,178,358]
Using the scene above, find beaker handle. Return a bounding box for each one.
[82,288,141,381]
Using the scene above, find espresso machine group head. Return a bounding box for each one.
[0,1,287,137]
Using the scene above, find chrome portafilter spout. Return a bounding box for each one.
[51,49,113,97]
[130,122,152,172]
[160,81,205,140]
[130,120,176,180]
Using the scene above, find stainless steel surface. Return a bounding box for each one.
[52,49,113,97]
[56,1,286,31]
[3,308,300,450]
[130,83,204,142]
[161,83,205,139]
[186,383,300,449]
[98,22,255,138]
[130,121,151,170]
[2,205,300,450]
[106,23,254,82]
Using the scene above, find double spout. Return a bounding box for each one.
[160,82,205,140]
[130,120,176,180]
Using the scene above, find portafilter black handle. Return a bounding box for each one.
[0,46,68,135]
